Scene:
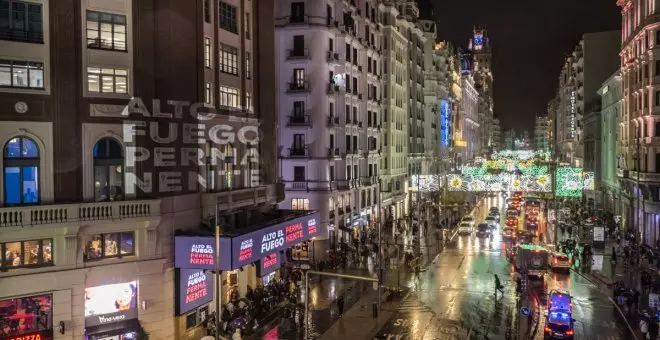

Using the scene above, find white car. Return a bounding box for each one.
[458,222,473,235]
[549,252,571,271]
[461,216,475,227]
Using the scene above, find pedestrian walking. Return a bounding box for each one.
[494,274,504,297]
[337,295,345,317]
[640,311,650,339]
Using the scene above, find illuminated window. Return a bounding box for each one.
[3,137,39,205]
[204,37,212,68]
[291,198,309,210]
[86,11,127,51]
[205,82,213,104]
[0,59,44,89]
[0,294,52,338]
[85,232,134,261]
[219,86,240,109]
[245,52,251,78]
[93,138,123,202]
[87,67,128,94]
[1,239,52,269]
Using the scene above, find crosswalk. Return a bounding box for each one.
[397,294,434,313]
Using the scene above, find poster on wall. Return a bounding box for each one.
[84,281,138,327]
[176,269,214,315]
[593,226,605,242]
[231,212,320,268]
[174,236,231,270]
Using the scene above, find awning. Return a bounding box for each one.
[85,319,141,339]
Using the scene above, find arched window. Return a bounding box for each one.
[93,138,123,201]
[3,137,40,205]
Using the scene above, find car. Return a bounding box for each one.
[502,227,515,238]
[485,216,499,229]
[505,217,518,227]
[476,223,491,237]
[489,206,499,213]
[548,290,573,312]
[549,253,571,271]
[506,209,519,218]
[544,311,574,339]
[458,222,473,235]
[488,210,500,218]
[461,216,476,227]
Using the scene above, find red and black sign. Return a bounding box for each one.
[4,330,53,340]
[257,252,281,277]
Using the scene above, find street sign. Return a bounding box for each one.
[520,307,531,317]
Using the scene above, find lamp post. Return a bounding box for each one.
[214,203,221,340]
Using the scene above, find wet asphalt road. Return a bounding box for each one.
[375,196,634,340]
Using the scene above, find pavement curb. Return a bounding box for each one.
[608,296,639,340]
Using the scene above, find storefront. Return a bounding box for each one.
[172,211,320,337]
[0,293,53,340]
[83,281,142,340]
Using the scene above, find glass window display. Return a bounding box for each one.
[0,293,53,339]
[85,232,134,261]
[1,239,53,270]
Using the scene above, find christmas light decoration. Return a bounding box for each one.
[555,167,583,197]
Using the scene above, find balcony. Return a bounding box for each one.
[202,184,283,216]
[289,147,308,157]
[327,147,340,158]
[327,83,341,94]
[287,81,310,93]
[0,28,44,44]
[327,50,340,63]
[287,114,311,127]
[327,115,340,126]
[287,48,310,60]
[0,200,160,228]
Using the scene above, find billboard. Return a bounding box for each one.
[231,212,320,268]
[84,281,138,327]
[174,236,232,270]
[440,100,450,146]
[257,252,282,277]
[176,269,214,315]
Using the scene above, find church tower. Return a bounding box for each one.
[468,27,494,110]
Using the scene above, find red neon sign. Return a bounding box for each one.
[285,223,304,243]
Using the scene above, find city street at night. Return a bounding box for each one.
[372,197,633,340]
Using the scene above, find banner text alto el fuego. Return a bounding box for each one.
[121,98,261,194]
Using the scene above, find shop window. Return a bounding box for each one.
[185,312,197,329]
[1,238,52,270]
[291,198,309,210]
[0,293,52,338]
[3,136,39,205]
[84,232,134,261]
[93,138,124,202]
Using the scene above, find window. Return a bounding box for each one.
[0,294,53,340]
[655,90,660,107]
[245,13,250,39]
[205,82,213,104]
[656,30,660,45]
[293,134,305,149]
[293,68,306,87]
[290,2,305,22]
[292,198,309,210]
[0,0,43,43]
[0,59,44,89]
[219,2,237,33]
[3,137,39,205]
[329,165,334,181]
[219,86,240,109]
[245,92,252,112]
[245,52,251,78]
[85,232,135,261]
[203,0,210,23]
[293,101,305,117]
[656,60,660,76]
[86,11,127,51]
[293,166,305,181]
[329,38,334,51]
[1,239,52,269]
[346,166,351,180]
[204,37,212,68]
[94,138,123,202]
[87,67,128,94]
[220,44,239,75]
[186,312,198,329]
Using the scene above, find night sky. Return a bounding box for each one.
[430,0,621,134]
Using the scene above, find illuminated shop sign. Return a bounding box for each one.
[231,212,320,268]
[257,252,282,277]
[5,330,53,340]
[440,100,450,146]
[174,236,231,270]
[176,269,214,315]
[570,91,576,139]
[174,212,320,270]
[84,281,138,327]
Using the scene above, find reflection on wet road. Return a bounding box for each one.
[375,197,633,340]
